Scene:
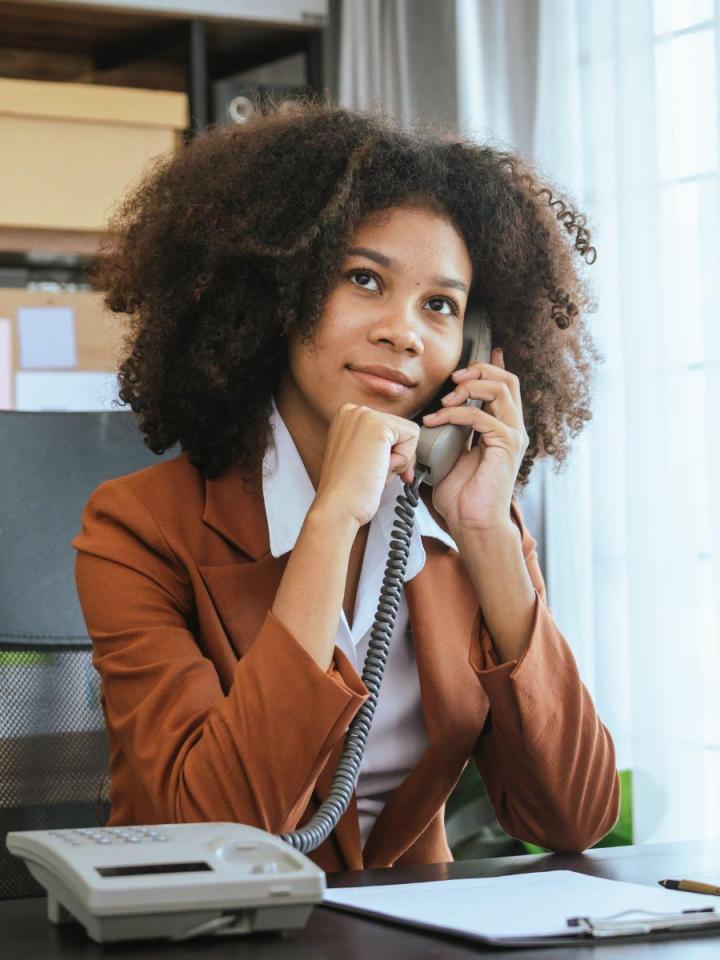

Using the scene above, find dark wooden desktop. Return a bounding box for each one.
[2,841,719,959]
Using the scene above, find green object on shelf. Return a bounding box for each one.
[0,652,53,666]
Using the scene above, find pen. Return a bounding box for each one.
[659,879,720,896]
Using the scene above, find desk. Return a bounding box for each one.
[2,840,719,959]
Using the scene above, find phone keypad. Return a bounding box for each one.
[48,827,170,846]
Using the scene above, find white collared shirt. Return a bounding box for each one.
[262,397,458,848]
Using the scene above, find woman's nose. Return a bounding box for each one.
[370,306,423,352]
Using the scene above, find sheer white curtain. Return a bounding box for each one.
[458,0,720,843]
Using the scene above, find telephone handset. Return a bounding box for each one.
[415,306,493,486]
[7,309,495,944]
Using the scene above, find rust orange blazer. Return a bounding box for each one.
[71,450,620,873]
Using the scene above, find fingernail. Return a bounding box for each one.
[441,391,456,403]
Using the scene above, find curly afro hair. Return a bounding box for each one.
[93,94,603,494]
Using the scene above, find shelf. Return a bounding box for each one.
[0,1,327,92]
[0,227,102,257]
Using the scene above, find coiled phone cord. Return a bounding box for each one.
[280,463,431,853]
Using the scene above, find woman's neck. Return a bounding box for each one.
[273,379,328,491]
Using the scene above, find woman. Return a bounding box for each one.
[72,98,619,872]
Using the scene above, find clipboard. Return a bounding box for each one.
[493,907,720,948]
[568,906,720,937]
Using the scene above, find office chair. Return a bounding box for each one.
[0,411,179,900]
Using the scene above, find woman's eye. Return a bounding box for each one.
[347,269,380,291]
[427,296,459,317]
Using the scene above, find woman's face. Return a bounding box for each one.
[279,205,473,428]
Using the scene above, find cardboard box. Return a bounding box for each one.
[0,77,188,232]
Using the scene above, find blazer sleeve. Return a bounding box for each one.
[71,478,369,831]
[470,497,621,854]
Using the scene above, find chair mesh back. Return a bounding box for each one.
[0,647,110,900]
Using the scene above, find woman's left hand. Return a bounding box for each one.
[420,347,529,533]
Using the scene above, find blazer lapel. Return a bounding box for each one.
[201,461,270,560]
[197,463,285,657]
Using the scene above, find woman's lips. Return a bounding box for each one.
[347,367,412,397]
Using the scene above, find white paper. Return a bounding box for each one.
[0,318,12,408]
[323,870,720,943]
[18,306,77,368]
[15,371,126,411]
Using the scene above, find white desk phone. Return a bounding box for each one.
[7,308,493,944]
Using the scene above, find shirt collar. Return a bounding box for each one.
[262,396,458,558]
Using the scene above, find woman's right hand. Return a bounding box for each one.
[312,402,420,528]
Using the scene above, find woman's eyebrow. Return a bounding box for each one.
[346,246,469,293]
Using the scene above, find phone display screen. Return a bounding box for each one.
[96,861,213,877]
